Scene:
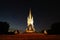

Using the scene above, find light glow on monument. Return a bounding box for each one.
[27,9,33,26]
[26,9,35,32]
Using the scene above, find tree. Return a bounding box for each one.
[47,22,60,34]
[0,22,10,34]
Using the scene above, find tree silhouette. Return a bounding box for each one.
[0,22,10,34]
[47,22,60,34]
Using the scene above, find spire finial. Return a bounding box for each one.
[29,8,32,18]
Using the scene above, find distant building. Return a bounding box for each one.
[44,30,47,34]
[14,30,19,34]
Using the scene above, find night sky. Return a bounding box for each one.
[0,0,60,32]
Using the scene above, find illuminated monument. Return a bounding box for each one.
[26,9,35,32]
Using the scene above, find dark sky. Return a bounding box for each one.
[0,0,60,32]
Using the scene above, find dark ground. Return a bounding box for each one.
[0,33,60,40]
